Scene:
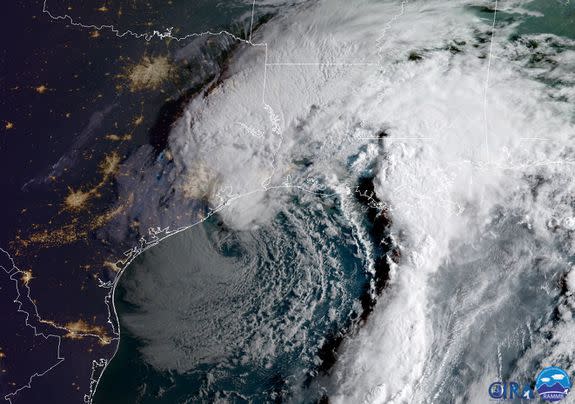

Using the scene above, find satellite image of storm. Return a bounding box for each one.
[2,0,575,403]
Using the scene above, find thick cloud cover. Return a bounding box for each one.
[125,0,575,402]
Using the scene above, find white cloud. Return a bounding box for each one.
[162,0,575,400]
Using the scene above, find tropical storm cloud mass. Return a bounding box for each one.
[2,0,575,403]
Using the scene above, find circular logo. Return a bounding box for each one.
[488,382,504,399]
[535,367,571,402]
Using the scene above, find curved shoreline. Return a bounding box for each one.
[90,182,354,402]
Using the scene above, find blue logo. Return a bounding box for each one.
[488,381,535,400]
[488,367,571,401]
[535,367,571,402]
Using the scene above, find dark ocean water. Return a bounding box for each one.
[94,195,372,403]
[0,1,256,402]
[516,0,575,39]
[92,1,575,403]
